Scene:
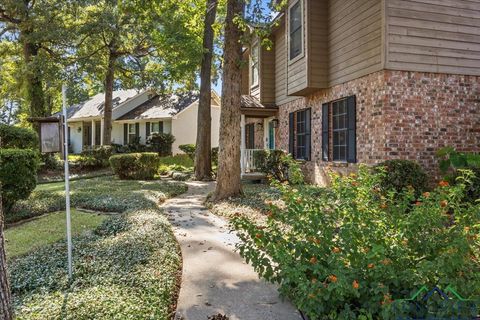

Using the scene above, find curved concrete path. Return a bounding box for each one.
[163,181,302,320]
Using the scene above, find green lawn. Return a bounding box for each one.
[5,209,107,258]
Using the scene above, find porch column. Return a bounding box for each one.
[100,119,104,145]
[240,114,246,174]
[91,120,95,146]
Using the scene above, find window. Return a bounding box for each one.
[322,96,357,163]
[245,123,255,149]
[151,122,162,134]
[128,123,136,143]
[288,108,311,161]
[289,0,303,60]
[251,44,259,87]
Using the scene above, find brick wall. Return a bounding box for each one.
[245,117,265,149]
[276,70,480,184]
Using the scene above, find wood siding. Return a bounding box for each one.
[385,0,480,76]
[328,0,383,86]
[308,0,329,88]
[287,0,309,95]
[261,44,276,106]
[275,22,298,105]
[241,49,250,96]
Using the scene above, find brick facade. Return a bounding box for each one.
[276,70,480,184]
[245,117,265,149]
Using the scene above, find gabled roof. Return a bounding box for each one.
[66,89,140,120]
[118,91,200,121]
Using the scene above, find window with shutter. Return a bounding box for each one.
[288,108,311,161]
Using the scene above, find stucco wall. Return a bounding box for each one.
[171,102,221,154]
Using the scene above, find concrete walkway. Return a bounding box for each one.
[162,181,302,320]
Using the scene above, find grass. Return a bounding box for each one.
[9,176,187,319]
[159,154,193,168]
[5,209,107,258]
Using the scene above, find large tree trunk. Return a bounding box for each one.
[0,184,13,320]
[103,53,116,145]
[23,40,46,119]
[194,0,218,181]
[213,0,245,201]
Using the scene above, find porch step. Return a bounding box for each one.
[241,172,267,182]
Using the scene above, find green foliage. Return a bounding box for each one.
[0,149,39,213]
[147,132,175,156]
[77,146,113,169]
[233,166,480,319]
[255,149,304,185]
[109,153,160,180]
[436,147,480,202]
[375,160,428,197]
[10,176,187,224]
[0,124,38,149]
[40,153,62,171]
[212,147,219,166]
[179,144,196,160]
[9,177,185,319]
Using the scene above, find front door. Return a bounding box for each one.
[268,121,275,150]
[83,122,92,146]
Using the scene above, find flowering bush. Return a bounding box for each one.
[233,166,480,319]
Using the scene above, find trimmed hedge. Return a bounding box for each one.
[0,124,38,149]
[78,146,113,169]
[109,153,160,180]
[375,159,428,197]
[179,144,196,160]
[0,149,39,213]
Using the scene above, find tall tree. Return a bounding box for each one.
[0,184,13,320]
[195,0,218,181]
[213,0,245,200]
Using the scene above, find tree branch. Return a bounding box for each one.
[0,8,22,24]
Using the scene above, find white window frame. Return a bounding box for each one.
[151,122,161,134]
[128,123,136,143]
[288,0,304,63]
[250,42,260,88]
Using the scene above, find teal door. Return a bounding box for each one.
[268,121,275,150]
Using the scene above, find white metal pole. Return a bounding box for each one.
[62,84,73,280]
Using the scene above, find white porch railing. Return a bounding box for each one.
[241,149,264,173]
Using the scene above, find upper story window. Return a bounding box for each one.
[289,0,303,60]
[251,43,259,87]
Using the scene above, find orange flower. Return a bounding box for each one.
[380,203,388,209]
[439,180,450,187]
[332,247,341,253]
[328,275,338,283]
[422,192,430,198]
[296,197,303,204]
[310,257,318,264]
[255,233,263,239]
[415,201,422,206]
[266,211,274,218]
[368,263,375,269]
[440,200,448,208]
[352,280,359,289]
[381,258,392,266]
[351,181,359,187]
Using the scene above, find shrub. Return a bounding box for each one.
[78,145,113,169]
[179,144,196,160]
[375,159,428,197]
[437,147,480,203]
[109,153,160,180]
[212,147,219,166]
[233,166,480,319]
[255,149,304,184]
[0,124,38,149]
[0,149,39,213]
[147,133,175,156]
[40,153,62,171]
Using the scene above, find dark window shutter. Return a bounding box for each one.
[305,108,311,161]
[135,123,140,139]
[159,121,164,133]
[347,96,357,163]
[146,122,150,137]
[322,103,329,161]
[289,112,295,157]
[123,123,128,144]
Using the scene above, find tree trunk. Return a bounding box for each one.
[0,183,13,320]
[194,0,218,181]
[103,52,116,145]
[213,0,245,201]
[23,40,46,119]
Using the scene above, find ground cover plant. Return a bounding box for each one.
[8,176,187,224]
[8,176,187,319]
[158,154,194,175]
[233,166,480,319]
[5,209,107,258]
